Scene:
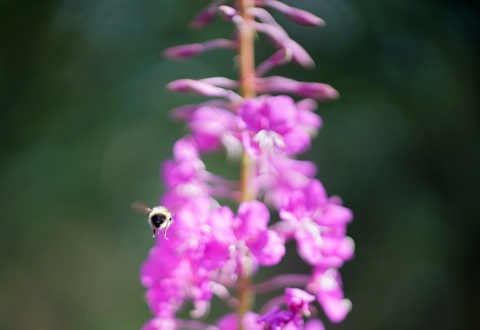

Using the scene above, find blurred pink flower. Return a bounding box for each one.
[141,1,354,328]
[239,95,319,157]
[259,288,316,330]
[188,106,239,152]
[217,312,262,330]
[308,268,352,323]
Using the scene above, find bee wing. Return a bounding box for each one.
[131,201,152,214]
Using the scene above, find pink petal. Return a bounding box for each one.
[217,313,238,330]
[321,297,352,323]
[304,319,325,330]
[320,204,353,231]
[209,206,235,239]
[217,312,262,330]
[283,126,311,154]
[172,137,199,161]
[237,200,270,236]
[238,98,263,131]
[295,224,323,265]
[142,318,176,330]
[250,230,286,266]
[296,98,317,112]
[265,95,297,130]
[298,109,322,130]
[322,236,355,261]
[304,180,328,209]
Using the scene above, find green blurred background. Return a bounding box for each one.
[1,0,479,329]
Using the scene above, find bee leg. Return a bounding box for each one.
[164,227,169,240]
[152,228,156,238]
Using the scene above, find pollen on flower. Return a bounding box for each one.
[253,129,286,151]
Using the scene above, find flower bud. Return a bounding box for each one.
[167,79,242,103]
[253,22,314,68]
[190,5,217,29]
[256,76,339,100]
[218,5,237,21]
[256,49,293,76]
[163,44,204,59]
[164,39,234,60]
[284,8,325,27]
[256,0,325,27]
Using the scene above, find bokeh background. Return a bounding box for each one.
[1,0,479,329]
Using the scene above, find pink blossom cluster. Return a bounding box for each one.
[140,1,354,329]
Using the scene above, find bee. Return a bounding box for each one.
[132,202,174,239]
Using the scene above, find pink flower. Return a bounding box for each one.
[161,138,209,211]
[239,96,318,157]
[141,0,355,326]
[259,288,315,330]
[141,199,241,317]
[208,201,286,274]
[188,106,239,152]
[217,312,262,330]
[257,156,317,208]
[279,179,354,266]
[285,288,315,316]
[234,200,286,268]
[170,100,230,121]
[162,138,205,188]
[161,138,238,209]
[259,306,294,330]
[308,268,352,323]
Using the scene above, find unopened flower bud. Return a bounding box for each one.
[168,79,242,103]
[256,0,325,27]
[218,5,237,21]
[256,48,292,76]
[256,76,339,100]
[284,8,325,27]
[254,22,314,68]
[164,39,235,60]
[163,44,204,59]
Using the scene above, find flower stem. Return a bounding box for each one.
[237,0,256,328]
[238,0,256,203]
[238,0,256,100]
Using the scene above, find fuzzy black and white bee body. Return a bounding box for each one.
[132,202,174,239]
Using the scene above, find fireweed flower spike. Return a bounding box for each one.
[140,1,354,329]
